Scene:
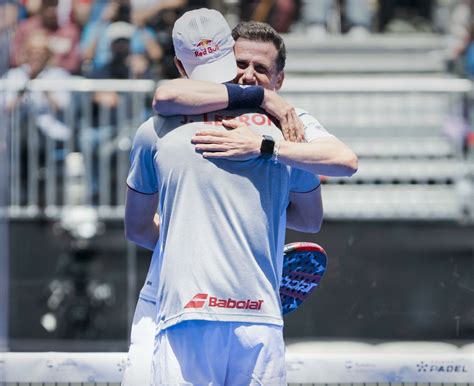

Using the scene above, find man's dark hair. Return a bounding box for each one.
[231,21,286,72]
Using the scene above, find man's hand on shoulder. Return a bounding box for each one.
[191,119,261,161]
[261,89,305,143]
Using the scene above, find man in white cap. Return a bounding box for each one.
[124,7,322,386]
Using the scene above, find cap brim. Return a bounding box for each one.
[183,51,237,83]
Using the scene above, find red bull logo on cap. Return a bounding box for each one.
[196,38,213,47]
[194,38,220,57]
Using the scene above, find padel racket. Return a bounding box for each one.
[280,242,327,315]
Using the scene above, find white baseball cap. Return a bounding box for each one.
[106,21,135,42]
[172,8,237,83]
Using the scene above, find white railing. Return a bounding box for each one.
[280,77,472,141]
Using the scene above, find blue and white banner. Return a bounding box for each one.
[286,352,474,383]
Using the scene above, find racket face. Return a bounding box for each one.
[280,242,327,315]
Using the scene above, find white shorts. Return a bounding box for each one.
[122,297,157,386]
[151,320,286,386]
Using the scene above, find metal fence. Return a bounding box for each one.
[2,78,156,219]
[1,77,473,220]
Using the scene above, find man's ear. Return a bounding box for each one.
[275,71,285,91]
[174,57,188,78]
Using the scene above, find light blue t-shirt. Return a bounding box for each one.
[127,109,319,332]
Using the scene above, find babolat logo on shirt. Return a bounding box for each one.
[194,38,219,57]
[184,293,264,310]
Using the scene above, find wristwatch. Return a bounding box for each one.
[260,135,275,159]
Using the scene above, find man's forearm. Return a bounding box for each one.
[153,79,229,116]
[140,213,160,251]
[125,213,160,251]
[277,136,358,177]
[192,121,358,177]
[153,80,307,141]
[154,80,264,116]
[286,188,323,233]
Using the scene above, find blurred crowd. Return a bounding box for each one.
[0,0,473,82]
[1,0,212,80]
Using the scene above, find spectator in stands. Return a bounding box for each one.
[0,0,18,75]
[17,0,92,26]
[88,21,156,80]
[447,24,474,79]
[85,20,154,127]
[85,21,153,128]
[129,0,199,79]
[130,0,185,29]
[18,0,92,26]
[446,1,474,78]
[3,32,72,141]
[80,0,108,24]
[17,0,43,20]
[80,0,162,77]
[463,25,474,79]
[12,0,82,74]
[81,22,154,203]
[378,0,434,33]
[239,0,302,33]
[301,0,373,36]
[70,0,95,29]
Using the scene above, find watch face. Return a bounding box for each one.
[260,135,275,159]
